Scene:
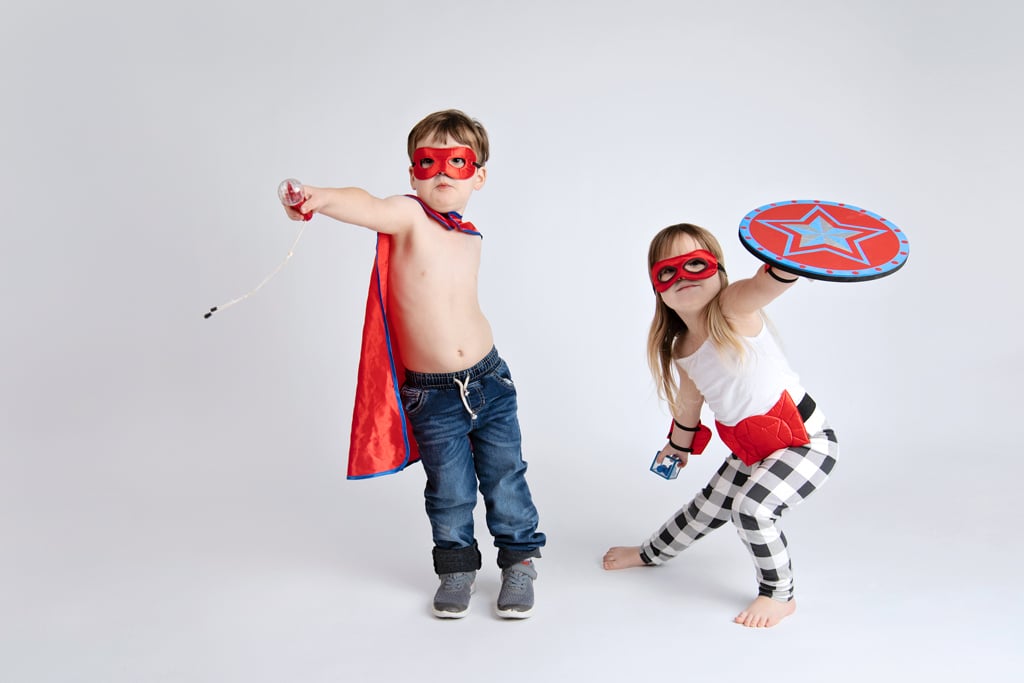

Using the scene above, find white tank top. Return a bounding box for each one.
[675,323,804,426]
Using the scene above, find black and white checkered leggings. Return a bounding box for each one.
[640,420,838,602]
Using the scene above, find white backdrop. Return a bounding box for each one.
[2,1,1021,681]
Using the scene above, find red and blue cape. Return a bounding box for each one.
[347,195,481,479]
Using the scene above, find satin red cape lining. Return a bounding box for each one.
[347,233,419,479]
[347,197,479,479]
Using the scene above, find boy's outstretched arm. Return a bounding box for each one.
[285,186,417,235]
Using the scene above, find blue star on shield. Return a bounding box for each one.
[757,206,889,266]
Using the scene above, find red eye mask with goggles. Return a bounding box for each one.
[650,250,720,292]
[411,146,480,180]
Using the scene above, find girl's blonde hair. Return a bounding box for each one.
[646,223,746,409]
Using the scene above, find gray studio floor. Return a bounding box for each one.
[3,420,1019,682]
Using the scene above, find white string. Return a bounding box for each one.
[453,373,478,420]
[203,223,307,319]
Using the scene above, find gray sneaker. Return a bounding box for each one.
[496,560,537,619]
[432,571,475,618]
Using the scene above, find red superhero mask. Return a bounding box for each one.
[411,146,480,180]
[650,250,720,292]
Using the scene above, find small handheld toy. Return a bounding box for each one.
[738,200,909,282]
[278,178,312,221]
[202,179,311,319]
[651,452,682,480]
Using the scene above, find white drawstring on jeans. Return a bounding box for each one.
[453,373,478,420]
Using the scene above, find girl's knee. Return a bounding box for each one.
[731,489,781,526]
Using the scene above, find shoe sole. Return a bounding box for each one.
[495,606,533,619]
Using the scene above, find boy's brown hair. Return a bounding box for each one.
[407,109,490,165]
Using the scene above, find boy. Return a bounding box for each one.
[285,110,545,619]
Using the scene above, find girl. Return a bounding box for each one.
[603,223,838,628]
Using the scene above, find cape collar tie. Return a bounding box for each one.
[405,194,481,237]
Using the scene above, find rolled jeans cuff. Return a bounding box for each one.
[433,541,482,574]
[497,547,542,570]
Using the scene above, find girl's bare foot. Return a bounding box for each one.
[734,596,796,628]
[602,546,647,570]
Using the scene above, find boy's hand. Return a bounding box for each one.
[297,185,328,217]
[282,183,322,221]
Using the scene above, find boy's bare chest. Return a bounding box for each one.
[393,224,482,280]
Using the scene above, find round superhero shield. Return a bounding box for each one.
[738,200,909,282]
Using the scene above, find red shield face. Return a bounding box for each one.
[738,200,910,282]
[411,146,480,180]
[650,250,719,292]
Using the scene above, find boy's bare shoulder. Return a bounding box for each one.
[361,193,429,236]
[382,194,426,222]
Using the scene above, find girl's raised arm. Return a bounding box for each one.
[720,264,798,322]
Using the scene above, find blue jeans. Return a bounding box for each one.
[401,347,545,573]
